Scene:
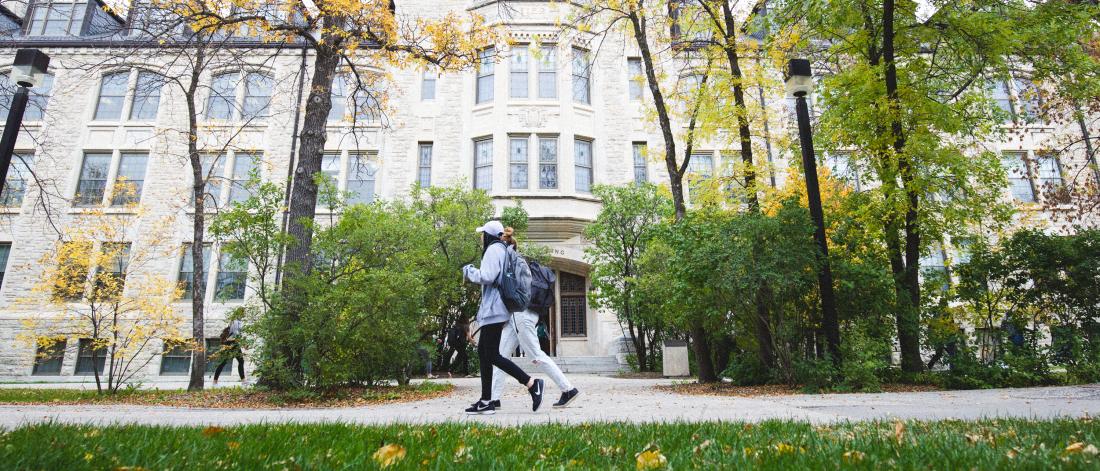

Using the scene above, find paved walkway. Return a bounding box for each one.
[3,376,1100,428]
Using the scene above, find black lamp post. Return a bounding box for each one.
[786,58,841,366]
[0,49,50,197]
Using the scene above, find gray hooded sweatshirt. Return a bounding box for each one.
[463,242,511,326]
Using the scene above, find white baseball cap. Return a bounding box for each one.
[475,220,505,236]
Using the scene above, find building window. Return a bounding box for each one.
[1,152,34,207]
[574,138,593,193]
[920,244,951,294]
[688,151,714,200]
[53,242,90,301]
[346,153,377,205]
[539,136,558,189]
[177,243,211,300]
[538,46,557,99]
[204,338,224,373]
[572,48,591,104]
[199,153,226,209]
[159,341,191,375]
[317,153,341,210]
[27,1,87,36]
[632,142,648,184]
[227,152,256,205]
[991,80,1013,119]
[474,138,493,191]
[92,242,129,298]
[32,338,66,375]
[130,71,163,120]
[476,48,494,104]
[206,72,272,121]
[74,152,112,206]
[1002,152,1035,203]
[509,137,528,189]
[215,250,247,301]
[0,73,54,121]
[628,58,644,101]
[825,151,860,191]
[421,68,437,101]
[560,272,587,337]
[1035,153,1063,195]
[417,143,432,187]
[0,242,10,290]
[74,338,106,375]
[328,74,377,123]
[1013,77,1040,122]
[94,71,129,120]
[110,152,148,206]
[510,47,529,99]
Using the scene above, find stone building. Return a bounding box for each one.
[0,0,1093,382]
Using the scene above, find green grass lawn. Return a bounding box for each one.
[2,419,1098,469]
[0,382,452,408]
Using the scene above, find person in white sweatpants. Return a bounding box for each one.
[491,309,580,408]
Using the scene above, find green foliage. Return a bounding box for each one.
[585,184,674,372]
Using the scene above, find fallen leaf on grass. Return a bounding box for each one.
[372,444,406,468]
[894,421,905,445]
[1066,442,1085,454]
[693,439,713,454]
[842,450,865,463]
[201,426,225,437]
[636,444,667,470]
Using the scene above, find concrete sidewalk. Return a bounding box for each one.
[2,375,1100,428]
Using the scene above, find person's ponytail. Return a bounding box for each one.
[500,227,518,249]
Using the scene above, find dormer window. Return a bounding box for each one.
[27,1,88,36]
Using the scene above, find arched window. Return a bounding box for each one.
[0,72,54,121]
[327,74,378,124]
[94,71,128,120]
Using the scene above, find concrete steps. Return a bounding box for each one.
[509,355,624,376]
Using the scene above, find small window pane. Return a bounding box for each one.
[346,154,377,205]
[160,342,191,375]
[474,139,493,191]
[130,71,163,121]
[75,153,112,206]
[510,49,529,99]
[574,139,593,193]
[242,73,272,120]
[198,154,226,209]
[571,49,591,104]
[328,75,348,122]
[178,243,211,300]
[538,47,557,99]
[32,338,66,375]
[1002,152,1035,203]
[111,153,148,206]
[1,73,54,121]
[510,137,528,189]
[628,58,643,100]
[215,250,247,300]
[94,72,129,120]
[207,73,238,120]
[421,69,436,101]
[1,152,34,207]
[75,338,106,375]
[417,143,432,187]
[632,143,647,184]
[539,137,558,189]
[476,48,495,104]
[0,242,10,289]
[228,152,257,205]
[1036,154,1063,191]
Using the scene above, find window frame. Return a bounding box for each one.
[509,135,529,190]
[25,0,90,37]
[627,57,644,101]
[0,241,10,291]
[345,152,378,205]
[206,71,273,122]
[1002,151,1037,203]
[74,338,106,376]
[159,340,192,376]
[473,137,493,191]
[31,337,66,376]
[1,151,35,208]
[0,72,54,121]
[538,135,559,189]
[573,137,594,193]
[93,70,130,121]
[510,47,530,99]
[571,47,591,105]
[632,142,648,184]
[420,68,437,101]
[476,48,495,105]
[416,142,433,187]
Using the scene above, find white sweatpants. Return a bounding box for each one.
[491,310,573,400]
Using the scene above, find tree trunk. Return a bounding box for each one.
[712,333,736,375]
[627,7,715,381]
[186,49,207,391]
[1077,106,1100,185]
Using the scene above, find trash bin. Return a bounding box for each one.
[662,339,690,377]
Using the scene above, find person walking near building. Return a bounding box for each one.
[212,318,245,386]
[490,251,580,408]
[462,220,544,415]
[447,319,471,377]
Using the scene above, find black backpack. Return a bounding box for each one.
[494,242,531,313]
[527,260,556,313]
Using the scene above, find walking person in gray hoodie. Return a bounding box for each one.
[462,220,544,415]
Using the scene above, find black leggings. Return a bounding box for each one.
[214,347,245,381]
[478,322,530,401]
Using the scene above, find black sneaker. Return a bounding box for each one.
[553,388,580,408]
[528,379,545,411]
[465,400,495,415]
[489,400,501,409]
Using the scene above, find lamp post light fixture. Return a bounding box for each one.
[786,58,841,367]
[0,49,50,198]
